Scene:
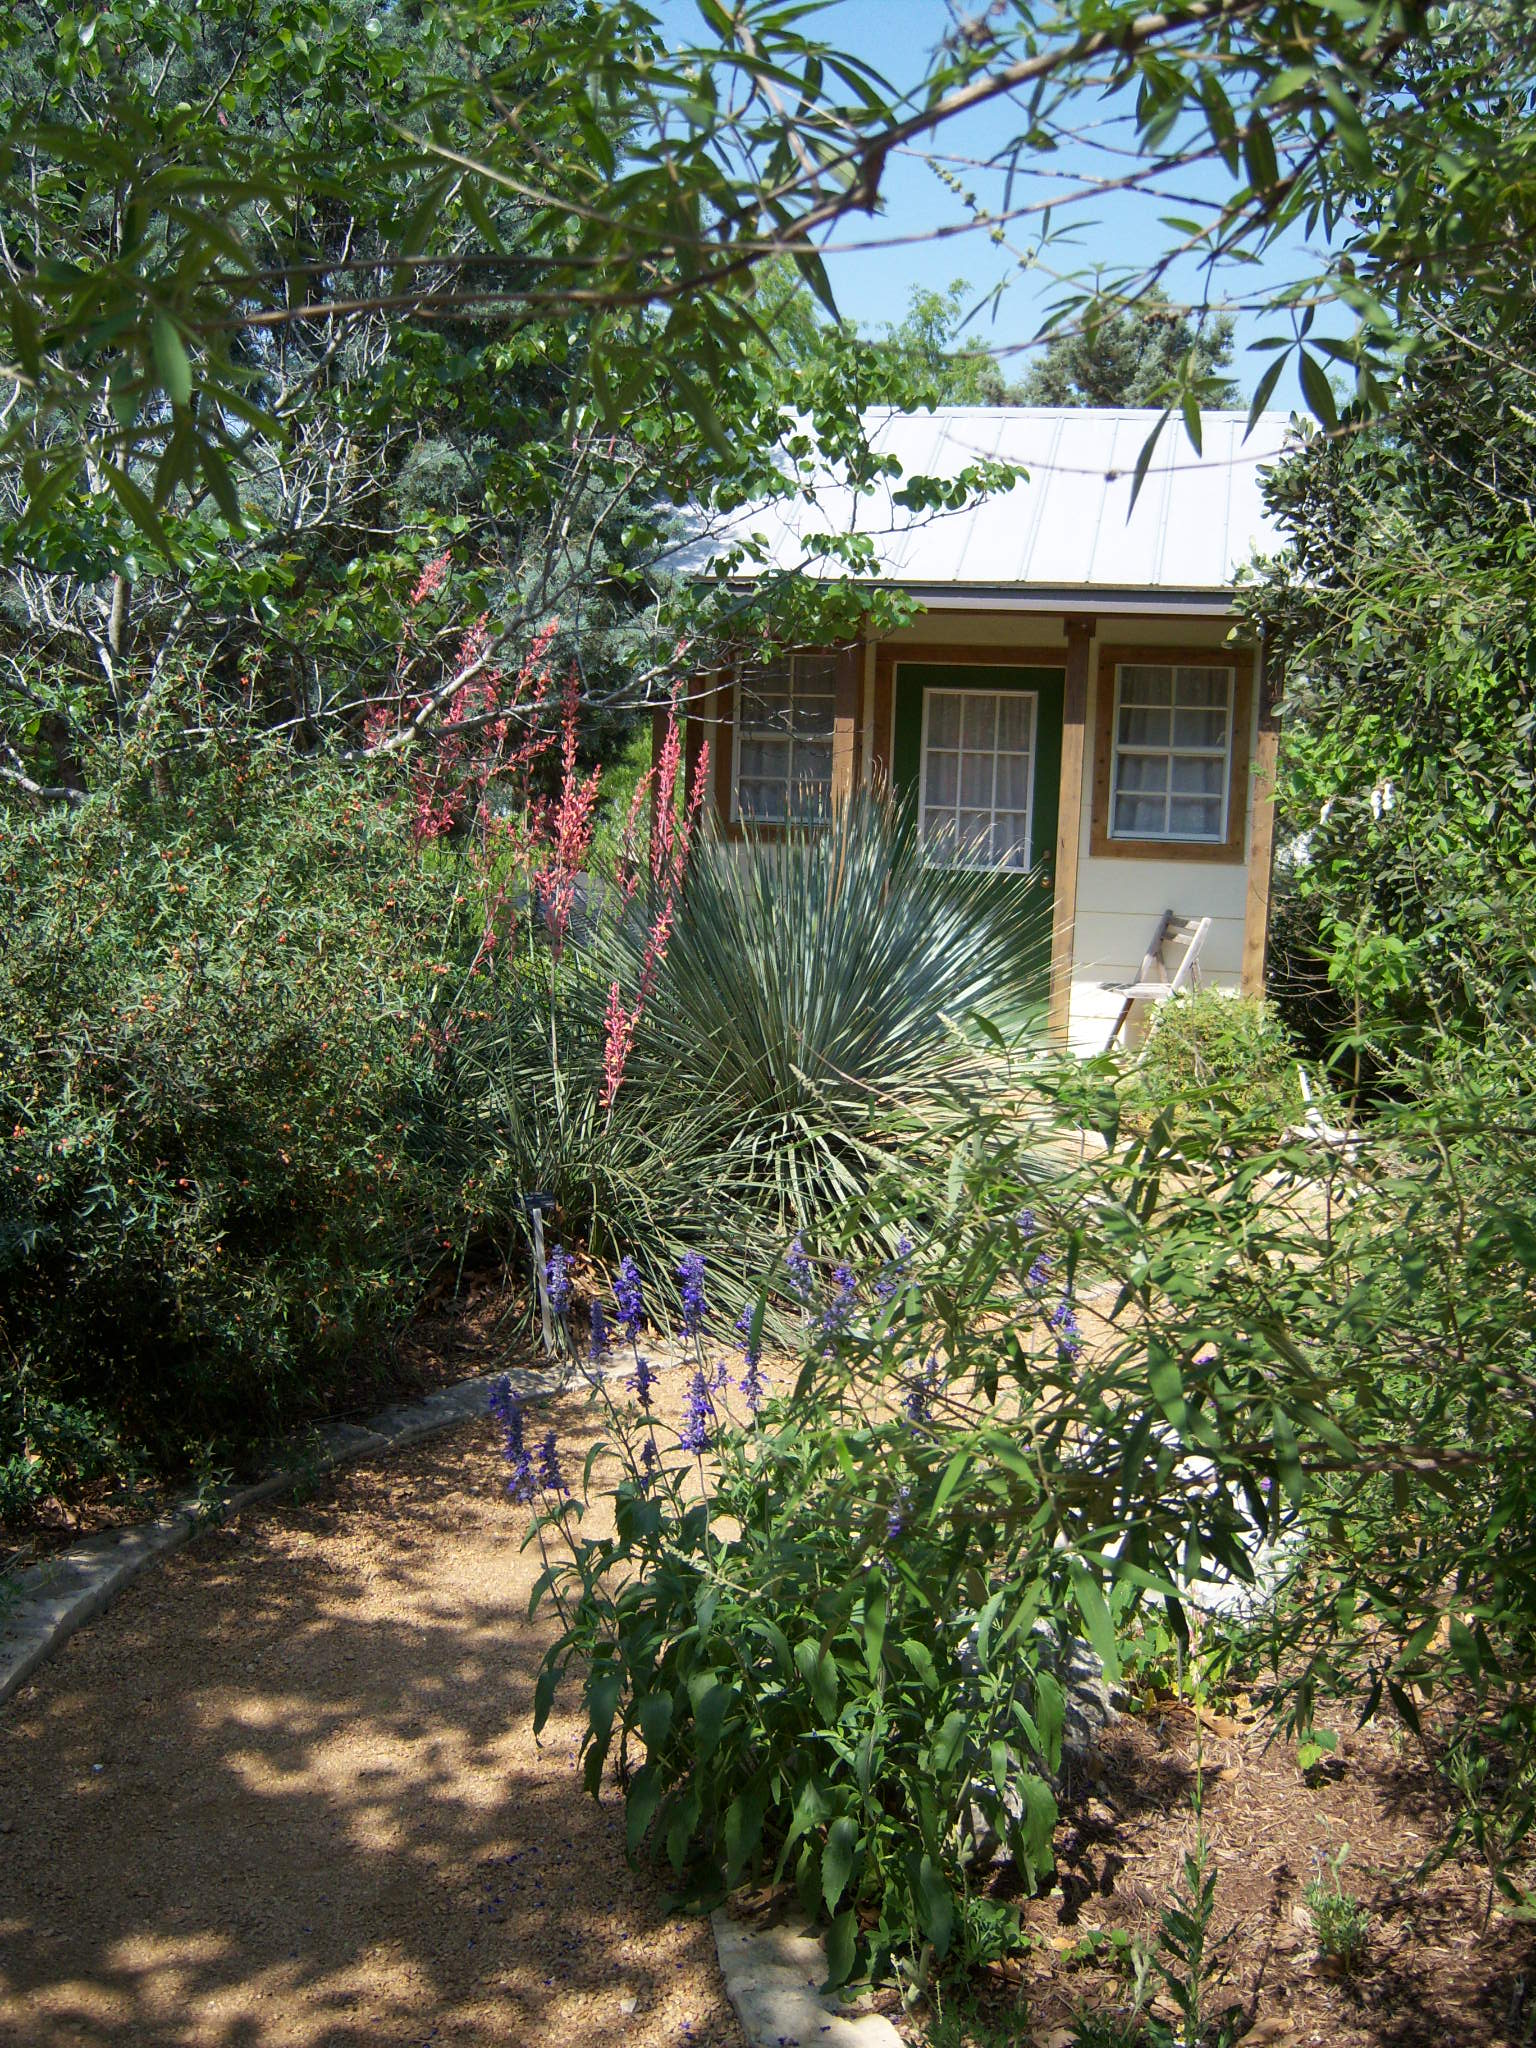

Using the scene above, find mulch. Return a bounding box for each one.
[885,1695,1536,2046]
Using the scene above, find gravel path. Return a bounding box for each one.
[0,1380,747,2048]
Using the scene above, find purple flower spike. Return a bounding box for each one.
[1049,1292,1082,1363]
[614,1256,644,1341]
[1026,1251,1054,1293]
[1017,1207,1038,1241]
[886,1483,913,1545]
[819,1263,858,1352]
[538,1430,569,1496]
[638,1438,660,1491]
[786,1234,815,1303]
[545,1246,571,1318]
[589,1300,610,1360]
[680,1368,713,1454]
[676,1250,707,1336]
[903,1357,943,1426]
[628,1352,656,1410]
[874,1234,913,1304]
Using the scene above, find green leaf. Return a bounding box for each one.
[916,1853,954,1957]
[862,1578,887,1682]
[930,1708,968,1775]
[1148,1344,1188,1434]
[639,1690,673,1752]
[795,1638,839,1722]
[1272,1404,1305,1507]
[589,1663,623,1745]
[822,1814,859,1913]
[1298,350,1339,434]
[532,1660,560,1736]
[688,1674,730,1759]
[1069,1563,1121,1683]
[626,1764,662,1855]
[902,1638,939,1690]
[151,312,192,407]
[823,1907,857,1989]
[1243,111,1278,193]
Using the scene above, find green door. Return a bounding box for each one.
[890,661,1063,1001]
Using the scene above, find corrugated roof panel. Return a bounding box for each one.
[703,405,1293,593]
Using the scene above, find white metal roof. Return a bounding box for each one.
[702,406,1293,609]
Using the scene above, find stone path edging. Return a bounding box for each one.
[711,1911,904,2048]
[0,1355,615,1713]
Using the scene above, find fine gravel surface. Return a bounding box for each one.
[0,1369,750,2048]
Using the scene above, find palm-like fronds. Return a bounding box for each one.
[621,785,1052,1236]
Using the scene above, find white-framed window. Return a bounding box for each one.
[917,686,1037,872]
[733,652,836,823]
[1110,662,1234,842]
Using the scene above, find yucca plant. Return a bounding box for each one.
[618,784,1053,1238]
[415,940,753,1323]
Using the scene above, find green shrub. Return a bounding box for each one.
[520,1024,1536,1990]
[0,743,472,1514]
[1126,989,1304,1137]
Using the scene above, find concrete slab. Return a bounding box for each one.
[710,1910,903,2048]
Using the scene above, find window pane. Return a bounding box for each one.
[739,736,788,781]
[741,658,791,706]
[794,652,837,693]
[996,695,1033,752]
[956,810,991,860]
[794,741,832,789]
[792,691,836,737]
[1171,754,1225,796]
[927,693,961,748]
[995,750,1031,809]
[992,812,1031,868]
[1172,707,1228,750]
[1169,795,1222,838]
[1119,706,1171,748]
[922,810,958,860]
[959,752,992,807]
[927,752,958,807]
[1114,792,1168,835]
[960,694,997,748]
[1115,752,1169,794]
[1174,666,1231,708]
[739,779,785,822]
[1118,665,1172,707]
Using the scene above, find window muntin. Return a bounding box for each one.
[918,686,1037,872]
[1110,663,1234,842]
[734,653,836,823]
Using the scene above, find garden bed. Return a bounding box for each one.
[883,1699,1535,2046]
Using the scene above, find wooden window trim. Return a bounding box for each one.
[715,643,860,840]
[871,643,1069,785]
[1090,643,1254,865]
[729,651,837,828]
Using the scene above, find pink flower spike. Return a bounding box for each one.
[601,980,636,1111]
[410,550,451,607]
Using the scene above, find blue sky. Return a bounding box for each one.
[651,0,1331,409]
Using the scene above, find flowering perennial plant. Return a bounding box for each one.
[598,697,711,1112]
[677,1251,708,1336]
[545,1246,572,1319]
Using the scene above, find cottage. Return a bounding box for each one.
[681,406,1291,1054]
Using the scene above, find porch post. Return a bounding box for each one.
[1241,647,1282,995]
[648,700,669,846]
[831,637,861,811]
[1047,616,1093,1044]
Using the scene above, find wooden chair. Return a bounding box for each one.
[1102,910,1213,1053]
